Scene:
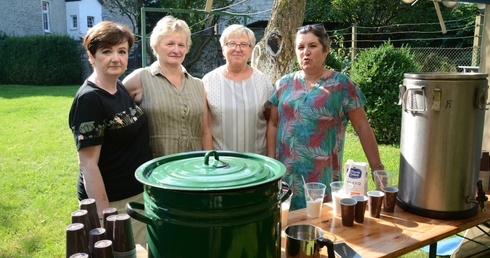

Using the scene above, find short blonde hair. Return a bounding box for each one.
[219,24,256,47]
[150,16,192,54]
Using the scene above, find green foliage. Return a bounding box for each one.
[350,42,419,144]
[0,35,83,85]
[305,1,478,48]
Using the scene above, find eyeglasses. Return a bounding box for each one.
[297,23,326,33]
[225,42,252,49]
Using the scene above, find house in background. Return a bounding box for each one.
[66,0,104,39]
[0,0,104,39]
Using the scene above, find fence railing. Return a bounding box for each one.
[344,46,481,73]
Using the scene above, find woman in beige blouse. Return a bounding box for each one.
[123,16,212,157]
[202,24,273,155]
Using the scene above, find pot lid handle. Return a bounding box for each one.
[204,150,229,168]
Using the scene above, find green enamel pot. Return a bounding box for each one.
[127,150,290,258]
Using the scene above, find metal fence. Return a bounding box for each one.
[350,46,481,73]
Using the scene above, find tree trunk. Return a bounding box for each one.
[252,0,307,83]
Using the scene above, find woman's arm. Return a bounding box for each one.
[78,145,110,219]
[267,105,279,158]
[348,107,384,173]
[122,69,143,104]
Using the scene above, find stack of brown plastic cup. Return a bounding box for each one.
[79,198,101,230]
[71,210,90,244]
[89,227,107,256]
[93,239,115,258]
[103,207,118,228]
[105,214,118,242]
[113,214,136,258]
[66,223,89,257]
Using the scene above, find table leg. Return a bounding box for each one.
[429,242,437,258]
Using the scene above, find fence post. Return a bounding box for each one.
[472,14,482,67]
[351,24,357,63]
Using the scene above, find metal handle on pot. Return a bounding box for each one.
[204,150,229,168]
[280,182,292,202]
[403,86,426,113]
[476,85,489,110]
[126,201,154,226]
[398,84,406,106]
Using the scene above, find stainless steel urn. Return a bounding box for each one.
[398,73,488,219]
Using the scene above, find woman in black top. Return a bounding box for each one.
[68,21,152,245]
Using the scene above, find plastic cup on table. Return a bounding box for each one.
[340,197,358,227]
[382,186,399,212]
[281,191,293,227]
[304,182,327,218]
[373,170,396,190]
[351,195,368,223]
[330,181,353,217]
[367,190,385,218]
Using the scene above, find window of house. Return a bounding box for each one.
[71,15,78,29]
[42,1,51,32]
[87,16,94,28]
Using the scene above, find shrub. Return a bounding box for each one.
[350,42,419,145]
[0,35,83,85]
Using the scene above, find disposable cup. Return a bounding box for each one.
[351,195,368,223]
[340,198,357,227]
[66,223,89,257]
[367,190,385,218]
[382,186,399,212]
[281,191,293,227]
[304,183,326,218]
[330,181,353,217]
[373,170,396,190]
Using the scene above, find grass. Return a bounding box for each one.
[0,84,431,257]
[0,85,80,257]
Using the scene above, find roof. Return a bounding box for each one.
[65,0,104,5]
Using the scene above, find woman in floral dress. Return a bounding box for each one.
[267,24,384,210]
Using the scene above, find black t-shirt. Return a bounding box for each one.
[69,80,153,202]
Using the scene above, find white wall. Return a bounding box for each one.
[66,0,102,39]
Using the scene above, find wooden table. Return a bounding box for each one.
[281,201,490,258]
[136,200,490,258]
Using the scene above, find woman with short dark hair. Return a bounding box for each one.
[69,21,151,245]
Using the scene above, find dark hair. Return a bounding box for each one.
[83,21,135,56]
[296,24,330,50]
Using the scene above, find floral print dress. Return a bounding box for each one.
[269,70,366,210]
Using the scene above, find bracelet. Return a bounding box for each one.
[372,163,385,170]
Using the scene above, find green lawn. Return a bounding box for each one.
[0,85,80,257]
[0,84,431,257]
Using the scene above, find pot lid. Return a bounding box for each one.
[135,150,286,191]
[404,73,488,80]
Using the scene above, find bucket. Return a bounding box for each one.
[126,150,291,257]
[397,73,488,219]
